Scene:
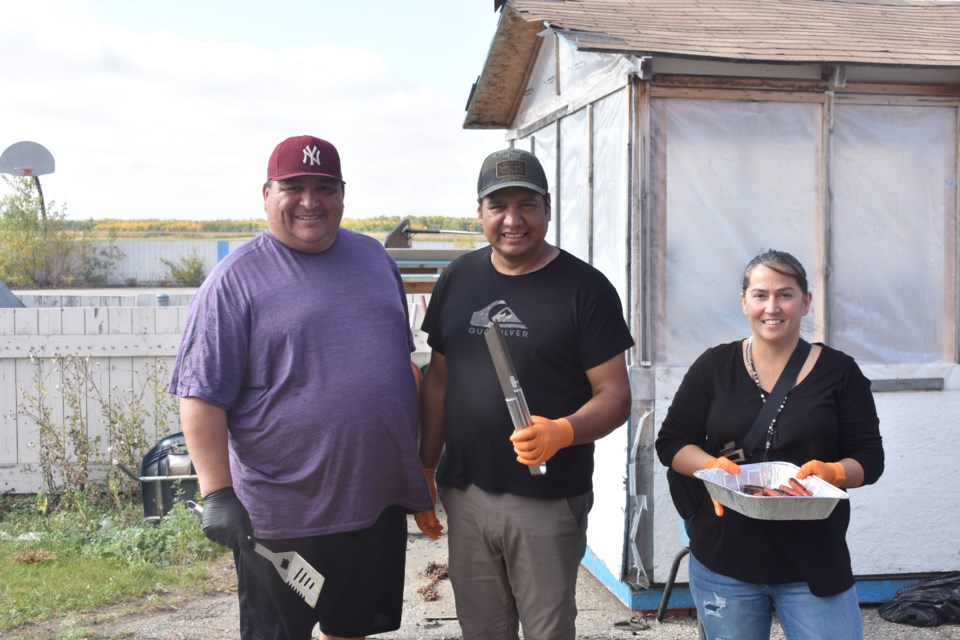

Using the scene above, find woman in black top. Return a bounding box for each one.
[656,250,884,640]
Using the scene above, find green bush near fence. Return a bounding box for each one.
[161,249,207,286]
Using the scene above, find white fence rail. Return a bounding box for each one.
[15,292,196,308]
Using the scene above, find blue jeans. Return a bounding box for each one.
[688,553,863,640]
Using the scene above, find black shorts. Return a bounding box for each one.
[234,505,408,640]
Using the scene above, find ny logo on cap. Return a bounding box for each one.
[303,145,322,166]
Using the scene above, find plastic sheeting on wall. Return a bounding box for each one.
[592,89,630,312]
[513,31,640,128]
[831,104,957,364]
[559,108,591,262]
[650,98,820,366]
[518,123,559,246]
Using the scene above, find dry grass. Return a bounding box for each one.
[417,561,449,601]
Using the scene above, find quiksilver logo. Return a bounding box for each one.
[468,300,529,337]
[303,145,322,166]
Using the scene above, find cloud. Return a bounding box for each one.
[0,0,504,220]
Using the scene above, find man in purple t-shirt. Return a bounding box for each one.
[169,135,432,640]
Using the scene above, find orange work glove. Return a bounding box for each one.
[413,468,443,540]
[706,456,742,475]
[509,416,574,467]
[796,460,846,487]
[704,456,741,517]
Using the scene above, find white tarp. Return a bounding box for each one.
[831,104,957,364]
[518,123,559,246]
[592,88,629,310]
[559,108,591,262]
[650,98,820,366]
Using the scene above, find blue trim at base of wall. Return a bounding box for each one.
[581,546,920,612]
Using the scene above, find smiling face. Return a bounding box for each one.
[740,264,812,345]
[263,175,344,253]
[477,186,551,272]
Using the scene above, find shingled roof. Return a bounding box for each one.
[465,0,960,128]
[509,0,960,66]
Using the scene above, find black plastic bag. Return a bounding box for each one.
[878,572,960,627]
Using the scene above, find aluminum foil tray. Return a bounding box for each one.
[693,461,848,521]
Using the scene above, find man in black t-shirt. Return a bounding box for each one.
[414,148,634,640]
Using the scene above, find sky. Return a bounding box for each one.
[0,1,507,220]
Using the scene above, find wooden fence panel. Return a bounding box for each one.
[0,309,16,466]
[0,306,184,493]
[12,357,43,466]
[0,354,16,465]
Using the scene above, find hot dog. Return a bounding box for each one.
[739,479,813,497]
[788,477,813,496]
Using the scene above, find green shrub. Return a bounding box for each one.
[161,249,207,286]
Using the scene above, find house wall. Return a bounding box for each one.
[643,94,960,583]
[504,33,960,599]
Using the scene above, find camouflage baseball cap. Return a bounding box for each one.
[477,148,548,198]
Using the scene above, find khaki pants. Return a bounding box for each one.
[441,484,592,640]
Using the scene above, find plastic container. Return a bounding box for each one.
[694,461,847,521]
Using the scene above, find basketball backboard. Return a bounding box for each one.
[0,141,55,177]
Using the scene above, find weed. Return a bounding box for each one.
[161,249,207,286]
[16,352,179,499]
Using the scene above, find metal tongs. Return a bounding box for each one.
[484,320,546,476]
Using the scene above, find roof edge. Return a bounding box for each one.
[464,5,544,129]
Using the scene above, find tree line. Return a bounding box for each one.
[1,175,481,288]
[63,215,481,237]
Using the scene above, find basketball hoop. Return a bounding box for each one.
[0,141,55,177]
[1,141,56,221]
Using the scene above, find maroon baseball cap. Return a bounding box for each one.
[266,135,344,183]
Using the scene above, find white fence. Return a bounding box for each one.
[0,293,433,495]
[15,291,196,308]
[104,239,243,286]
[0,306,187,493]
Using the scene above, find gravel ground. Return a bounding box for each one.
[6,508,957,639]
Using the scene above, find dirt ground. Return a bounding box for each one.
[4,509,957,639]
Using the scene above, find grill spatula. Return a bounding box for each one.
[187,501,323,608]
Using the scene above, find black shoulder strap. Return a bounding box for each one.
[739,339,811,458]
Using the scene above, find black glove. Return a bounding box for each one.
[201,487,255,552]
